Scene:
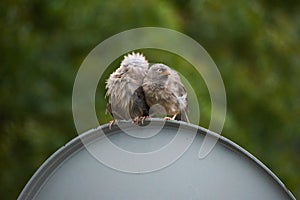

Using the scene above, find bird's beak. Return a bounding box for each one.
[162,71,171,76]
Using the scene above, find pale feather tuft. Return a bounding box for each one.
[121,52,148,68]
[105,52,149,120]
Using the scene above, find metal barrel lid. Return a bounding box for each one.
[18,119,295,200]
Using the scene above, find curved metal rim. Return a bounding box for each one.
[18,119,296,200]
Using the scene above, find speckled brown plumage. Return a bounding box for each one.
[142,63,189,122]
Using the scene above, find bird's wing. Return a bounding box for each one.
[106,67,148,119]
[129,86,149,118]
[105,52,149,120]
[168,72,188,108]
[168,71,189,122]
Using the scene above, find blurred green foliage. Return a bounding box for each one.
[1,0,299,199]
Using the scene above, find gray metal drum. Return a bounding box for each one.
[18,119,295,200]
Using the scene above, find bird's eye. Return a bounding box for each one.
[157,69,162,72]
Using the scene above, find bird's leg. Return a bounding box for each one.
[140,116,149,124]
[109,119,117,129]
[132,117,139,125]
[132,116,148,125]
[171,114,178,120]
[164,114,177,121]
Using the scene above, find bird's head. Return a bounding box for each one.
[147,63,171,82]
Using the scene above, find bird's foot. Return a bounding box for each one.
[132,117,140,125]
[164,114,177,121]
[109,119,117,129]
[140,116,149,124]
[171,114,177,120]
[132,116,149,125]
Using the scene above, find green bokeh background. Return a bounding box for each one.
[1,0,299,199]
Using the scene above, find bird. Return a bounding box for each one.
[105,52,149,127]
[142,63,189,122]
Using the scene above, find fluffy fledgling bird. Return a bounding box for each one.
[106,52,149,126]
[142,63,189,122]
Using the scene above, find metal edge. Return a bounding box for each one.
[18,119,296,200]
[217,133,296,200]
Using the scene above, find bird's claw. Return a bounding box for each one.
[140,116,148,124]
[132,116,149,125]
[109,119,117,129]
[171,114,177,120]
[164,114,177,121]
[132,117,139,125]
